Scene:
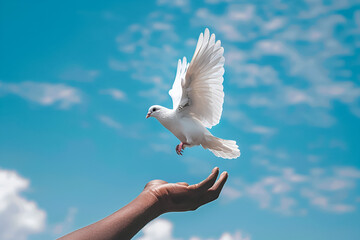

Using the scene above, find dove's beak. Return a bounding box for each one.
[146,112,151,119]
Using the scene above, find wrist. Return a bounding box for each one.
[137,190,165,218]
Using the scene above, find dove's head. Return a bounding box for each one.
[146,105,165,119]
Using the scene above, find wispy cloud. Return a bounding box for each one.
[224,166,360,215]
[108,58,128,71]
[150,143,172,154]
[191,231,251,240]
[113,11,179,103]
[99,88,127,101]
[181,156,213,176]
[301,189,355,213]
[136,219,176,240]
[137,218,251,240]
[156,0,190,13]
[0,168,46,240]
[0,81,82,109]
[98,115,122,130]
[52,207,77,237]
[194,5,255,42]
[228,64,280,88]
[248,125,277,136]
[192,1,360,129]
[223,109,277,136]
[334,166,360,179]
[222,186,243,202]
[60,66,100,82]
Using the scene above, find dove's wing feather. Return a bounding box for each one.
[169,57,188,110]
[166,29,240,159]
[177,28,225,129]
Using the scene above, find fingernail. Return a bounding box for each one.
[213,167,219,172]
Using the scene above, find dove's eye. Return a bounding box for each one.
[153,108,157,112]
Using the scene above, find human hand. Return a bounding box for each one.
[142,167,228,214]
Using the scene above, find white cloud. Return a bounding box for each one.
[99,88,126,101]
[0,81,81,109]
[314,178,353,191]
[228,5,255,21]
[243,81,359,127]
[246,96,273,107]
[114,12,178,103]
[224,48,246,65]
[334,167,360,178]
[156,0,190,12]
[301,189,355,213]
[227,165,360,215]
[152,22,173,31]
[110,0,360,136]
[223,109,277,136]
[193,231,251,240]
[223,109,247,122]
[109,58,129,71]
[60,66,100,82]
[150,143,172,154]
[138,86,169,103]
[298,0,358,19]
[192,1,360,130]
[245,180,272,209]
[0,169,46,240]
[101,11,121,21]
[229,64,280,88]
[263,17,285,32]
[282,168,307,183]
[248,125,277,136]
[255,40,287,55]
[205,0,233,4]
[282,87,312,105]
[222,186,242,201]
[137,219,177,240]
[194,7,253,42]
[98,115,122,130]
[181,157,213,176]
[219,232,251,240]
[251,15,358,108]
[137,219,251,240]
[185,38,197,46]
[52,207,78,236]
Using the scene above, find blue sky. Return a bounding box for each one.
[1,0,360,239]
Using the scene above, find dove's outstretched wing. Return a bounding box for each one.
[168,28,225,129]
[169,57,188,110]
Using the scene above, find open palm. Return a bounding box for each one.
[143,167,228,213]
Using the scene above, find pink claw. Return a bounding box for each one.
[175,142,186,155]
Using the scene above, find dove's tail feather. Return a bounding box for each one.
[202,135,240,159]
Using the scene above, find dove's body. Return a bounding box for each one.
[146,29,240,159]
[154,107,207,146]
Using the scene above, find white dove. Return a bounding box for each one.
[146,28,240,159]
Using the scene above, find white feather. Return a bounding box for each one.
[153,28,240,159]
[169,57,188,109]
[175,28,225,128]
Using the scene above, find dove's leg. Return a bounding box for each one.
[176,142,188,155]
[175,143,183,155]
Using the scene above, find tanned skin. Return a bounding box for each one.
[58,167,228,240]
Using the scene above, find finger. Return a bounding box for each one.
[198,171,228,205]
[176,182,189,187]
[189,167,219,192]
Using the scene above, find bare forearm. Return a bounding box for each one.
[58,168,227,240]
[58,192,161,240]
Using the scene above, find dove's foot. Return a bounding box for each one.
[176,142,186,155]
[176,143,183,155]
